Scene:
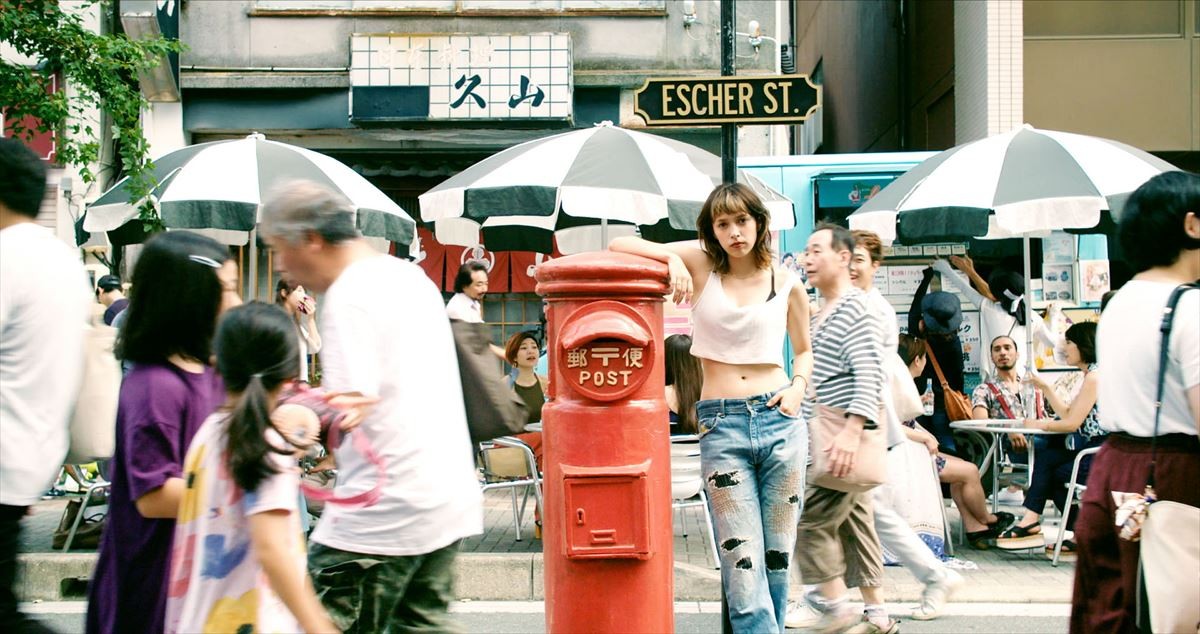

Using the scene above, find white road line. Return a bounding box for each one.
[449,601,1071,617]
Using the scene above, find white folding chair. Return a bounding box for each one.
[477,436,543,541]
[670,435,719,569]
[1052,445,1102,566]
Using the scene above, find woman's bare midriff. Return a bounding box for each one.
[700,358,790,400]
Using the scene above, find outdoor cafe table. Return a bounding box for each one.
[950,419,1065,513]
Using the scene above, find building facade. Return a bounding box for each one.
[163,0,796,339]
[791,0,1199,170]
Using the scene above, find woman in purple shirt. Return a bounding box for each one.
[87,232,242,634]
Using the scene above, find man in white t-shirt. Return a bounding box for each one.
[1070,171,1200,633]
[261,181,483,633]
[446,260,506,360]
[0,138,91,632]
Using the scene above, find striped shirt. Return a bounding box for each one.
[803,288,885,424]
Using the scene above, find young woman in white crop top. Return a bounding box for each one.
[611,183,812,633]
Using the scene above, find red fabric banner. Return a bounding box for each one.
[510,246,563,293]
[414,228,447,291]
[444,245,510,293]
[417,229,562,293]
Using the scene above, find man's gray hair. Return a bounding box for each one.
[260,180,361,245]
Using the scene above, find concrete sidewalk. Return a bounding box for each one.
[16,492,1075,604]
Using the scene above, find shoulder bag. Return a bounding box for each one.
[450,320,529,444]
[1137,283,1200,633]
[923,340,974,422]
[809,403,888,493]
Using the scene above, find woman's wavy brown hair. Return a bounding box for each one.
[696,183,773,274]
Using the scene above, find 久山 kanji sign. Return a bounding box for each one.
[350,33,572,121]
[633,75,821,126]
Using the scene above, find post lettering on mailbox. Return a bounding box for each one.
[569,342,645,390]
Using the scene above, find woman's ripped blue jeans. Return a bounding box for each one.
[697,389,807,633]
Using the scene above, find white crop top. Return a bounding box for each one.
[689,269,794,367]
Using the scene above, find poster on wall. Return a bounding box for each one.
[958,311,981,374]
[886,265,926,296]
[780,251,808,289]
[1043,264,1074,304]
[1079,260,1110,304]
[1043,232,1076,265]
[871,267,888,291]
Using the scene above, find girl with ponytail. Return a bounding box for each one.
[166,302,336,634]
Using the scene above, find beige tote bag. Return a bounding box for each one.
[1140,500,1200,634]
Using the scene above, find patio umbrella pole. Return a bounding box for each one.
[601,217,608,251]
[1023,234,1034,377]
[249,227,259,300]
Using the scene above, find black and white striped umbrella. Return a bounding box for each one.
[82,134,417,256]
[849,125,1176,244]
[849,125,1177,377]
[419,122,795,254]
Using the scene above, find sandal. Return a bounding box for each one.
[1047,539,1077,560]
[997,522,1044,550]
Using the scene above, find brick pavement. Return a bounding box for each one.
[458,489,1077,602]
[20,488,1076,603]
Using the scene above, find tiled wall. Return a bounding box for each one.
[955,0,1024,143]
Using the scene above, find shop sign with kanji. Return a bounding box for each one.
[349,33,572,121]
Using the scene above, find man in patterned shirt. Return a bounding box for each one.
[972,335,1045,505]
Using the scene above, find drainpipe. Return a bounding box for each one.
[897,0,910,150]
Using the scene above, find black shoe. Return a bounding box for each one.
[967,528,997,550]
[989,511,1016,533]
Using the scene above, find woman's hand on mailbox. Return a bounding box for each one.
[767,384,804,418]
[667,254,693,305]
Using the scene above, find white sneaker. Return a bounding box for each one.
[911,569,964,621]
[785,600,821,629]
[996,487,1025,506]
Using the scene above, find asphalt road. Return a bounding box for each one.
[23,601,1070,633]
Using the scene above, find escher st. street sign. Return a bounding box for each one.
[633,74,822,126]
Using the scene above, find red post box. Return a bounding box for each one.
[535,251,674,634]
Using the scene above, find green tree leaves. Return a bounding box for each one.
[1,0,184,232]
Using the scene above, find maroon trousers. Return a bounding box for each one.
[1070,433,1200,633]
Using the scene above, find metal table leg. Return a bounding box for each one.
[991,436,1001,514]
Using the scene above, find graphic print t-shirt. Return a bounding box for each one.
[165,413,303,634]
